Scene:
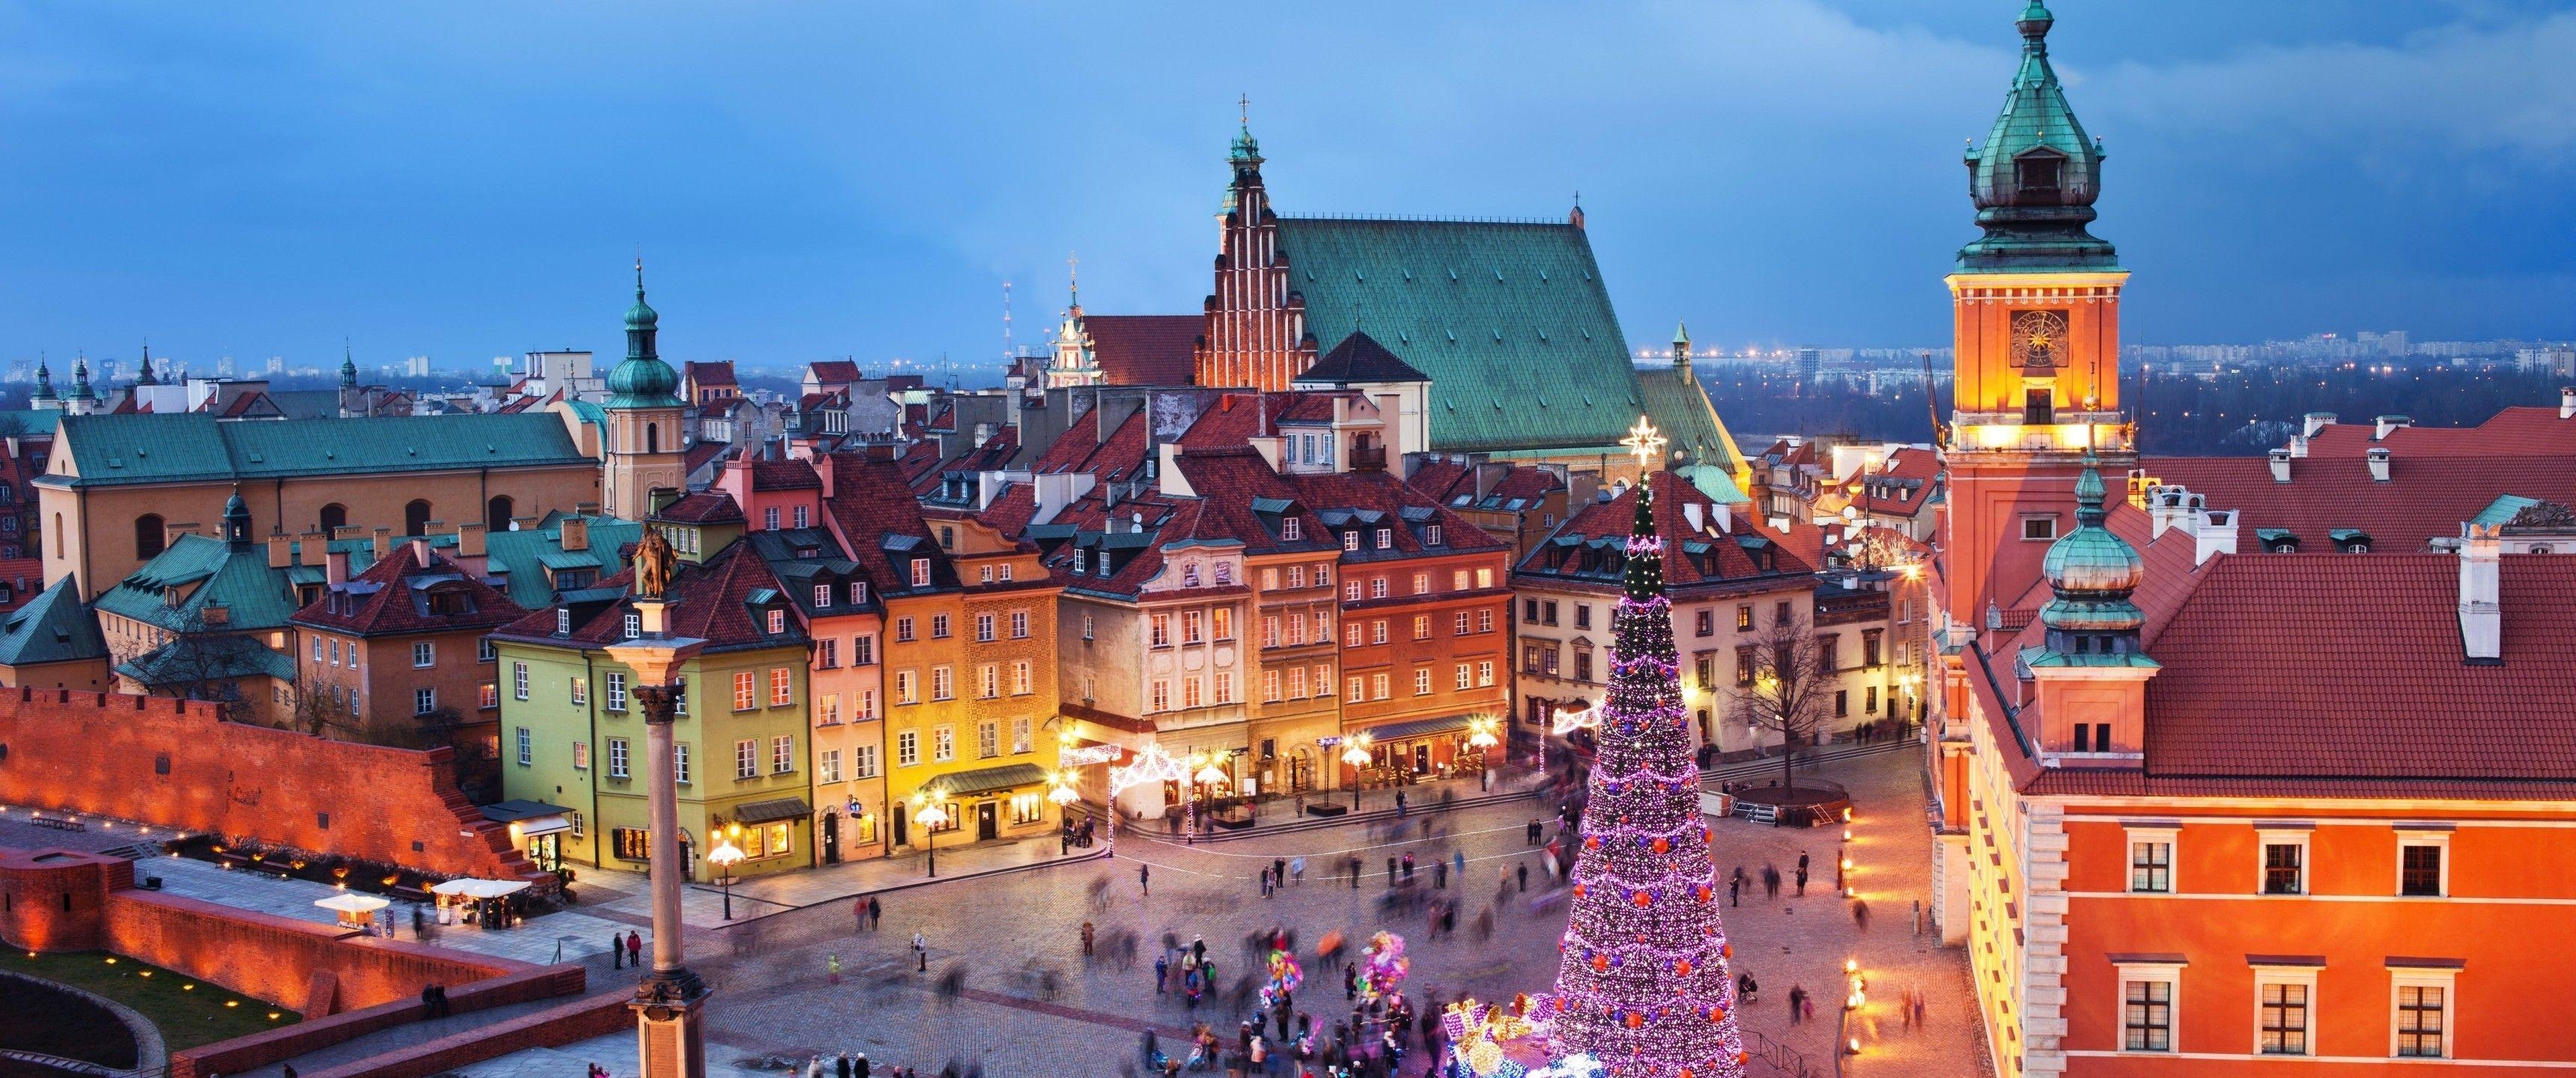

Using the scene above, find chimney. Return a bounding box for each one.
[2193,508,2238,566]
[326,545,350,586]
[576,502,599,517]
[561,517,589,552]
[332,525,365,543]
[2146,487,2192,540]
[2267,448,2291,484]
[370,527,392,561]
[457,522,487,558]
[2373,415,2412,440]
[2562,387,2575,421]
[2458,523,2502,663]
[267,533,291,569]
[2367,446,2392,483]
[2288,434,2309,459]
[2302,412,2336,438]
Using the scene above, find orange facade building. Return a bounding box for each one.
[1933,6,2576,1076]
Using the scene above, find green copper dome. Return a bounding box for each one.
[607,261,681,409]
[222,487,252,547]
[31,362,54,401]
[1957,0,2118,272]
[2039,457,2144,633]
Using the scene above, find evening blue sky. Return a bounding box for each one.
[4,1,2575,378]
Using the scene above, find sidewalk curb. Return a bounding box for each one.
[696,845,1114,928]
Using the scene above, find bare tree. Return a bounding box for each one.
[1726,615,1835,793]
[127,606,272,721]
[288,679,361,738]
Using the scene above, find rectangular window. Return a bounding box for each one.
[1412,572,1430,594]
[1284,518,1302,541]
[1695,654,1715,689]
[1214,672,1234,704]
[821,692,840,725]
[976,613,995,642]
[412,642,434,668]
[772,734,795,774]
[1452,569,1468,591]
[1371,620,1388,645]
[2258,979,2310,1055]
[930,613,950,639]
[1151,614,1170,648]
[674,742,690,784]
[513,663,529,699]
[314,637,325,662]
[2261,835,2307,895]
[978,720,998,758]
[854,744,878,779]
[1183,611,1204,644]
[736,739,758,780]
[897,730,919,767]
[1348,675,1364,703]
[2395,982,2448,1059]
[624,612,642,639]
[2021,515,2059,541]
[2129,835,2174,893]
[818,639,838,669]
[1012,609,1030,638]
[733,671,758,711]
[979,663,999,698]
[1375,527,1392,549]
[1370,577,1388,599]
[911,558,931,587]
[1263,616,1280,648]
[1211,608,1230,641]
[795,505,810,528]
[815,584,833,608]
[480,682,499,709]
[820,749,842,783]
[895,669,918,704]
[1695,610,1713,636]
[1477,660,1494,687]
[1081,613,1095,641]
[1370,672,1388,699]
[570,677,588,705]
[1454,611,1471,635]
[2399,838,2446,897]
[1012,716,1032,753]
[852,635,874,666]
[2121,979,2174,1053]
[1343,531,1359,552]
[1415,668,1431,695]
[1737,604,1754,631]
[1264,669,1281,701]
[515,726,532,766]
[607,737,628,779]
[851,582,868,605]
[415,686,437,715]
[1151,680,1170,712]
[932,725,954,762]
[1414,615,1430,640]
[1835,689,1849,716]
[1477,608,1492,633]
[765,507,781,529]
[1345,580,1363,603]
[1013,660,1032,695]
[1456,663,1472,690]
[931,665,953,701]
[896,616,915,642]
[1281,566,1298,589]
[858,688,877,719]
[606,672,628,712]
[1427,525,1442,546]
[1575,651,1594,682]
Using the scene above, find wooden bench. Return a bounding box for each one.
[28,814,85,832]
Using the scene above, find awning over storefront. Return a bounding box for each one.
[481,800,575,837]
[1359,715,1476,743]
[926,763,1051,799]
[733,797,813,825]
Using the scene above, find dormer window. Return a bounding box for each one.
[911,558,932,587]
[1427,525,1443,546]
[1343,531,1360,552]
[1071,555,1087,576]
[427,587,472,616]
[1375,529,1393,549]
[556,609,571,635]
[623,612,641,639]
[1096,550,1111,575]
[850,582,867,605]
[2015,148,2064,195]
[1183,564,1201,588]
[767,609,787,635]
[1213,563,1232,585]
[1283,518,1302,541]
[814,585,832,608]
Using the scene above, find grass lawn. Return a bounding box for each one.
[1,950,299,1053]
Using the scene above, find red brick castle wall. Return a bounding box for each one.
[0,689,538,881]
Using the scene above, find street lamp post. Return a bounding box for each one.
[601,573,709,1078]
[708,830,743,921]
[1340,734,1373,812]
[913,792,950,877]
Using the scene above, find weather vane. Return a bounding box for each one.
[1621,415,1667,470]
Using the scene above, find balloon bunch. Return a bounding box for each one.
[1260,948,1304,1008]
[1360,931,1411,1001]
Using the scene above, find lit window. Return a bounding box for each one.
[976,613,995,642]
[1012,610,1029,638]
[820,749,842,783]
[768,609,787,635]
[1371,577,1388,599]
[569,677,588,705]
[979,663,999,699]
[770,667,793,706]
[911,558,931,587]
[733,672,758,711]
[1375,528,1392,549]
[895,670,917,704]
[1412,572,1430,594]
[1415,668,1431,695]
[1013,660,1031,695]
[898,730,919,767]
[1343,531,1360,552]
[932,725,954,762]
[931,665,952,701]
[931,613,949,639]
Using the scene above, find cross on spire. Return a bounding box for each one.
[1066,251,1079,304]
[1239,94,1250,126]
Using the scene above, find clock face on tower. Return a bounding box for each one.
[2010,309,2069,370]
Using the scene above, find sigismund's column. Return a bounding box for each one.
[605,588,708,1078]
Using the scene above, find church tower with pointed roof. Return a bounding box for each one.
[1197,103,1309,392]
[602,261,687,520]
[1939,0,2135,635]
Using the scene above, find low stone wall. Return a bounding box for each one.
[300,993,632,1078]
[167,963,587,1078]
[0,688,540,883]
[0,847,127,951]
[103,889,529,1014]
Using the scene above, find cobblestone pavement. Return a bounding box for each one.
[457,748,1979,1078]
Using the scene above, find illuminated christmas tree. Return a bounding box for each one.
[1540,463,1746,1078]
[1445,422,1745,1078]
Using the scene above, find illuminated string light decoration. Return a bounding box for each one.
[1446,447,1747,1078]
[1620,417,1668,470]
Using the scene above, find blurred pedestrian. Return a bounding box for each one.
[1516,862,1528,892]
[1140,863,1151,896]
[914,931,929,972]
[1853,899,1871,932]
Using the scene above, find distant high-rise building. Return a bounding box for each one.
[266,356,284,374]
[405,356,432,378]
[1796,347,1820,389]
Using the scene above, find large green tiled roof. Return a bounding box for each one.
[1274,218,1648,454]
[484,515,643,610]
[94,535,303,633]
[0,410,62,438]
[1636,366,1744,477]
[0,575,105,666]
[41,412,592,488]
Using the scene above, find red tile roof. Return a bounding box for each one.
[750,459,821,491]
[1085,315,1202,387]
[684,361,738,387]
[2300,406,2576,458]
[290,542,526,636]
[819,453,955,598]
[1850,447,1942,517]
[653,491,745,524]
[684,440,731,476]
[493,540,797,652]
[809,360,864,386]
[2140,453,2576,552]
[1515,471,1814,593]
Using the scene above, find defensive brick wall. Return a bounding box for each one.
[0,688,539,881]
[104,889,529,1014]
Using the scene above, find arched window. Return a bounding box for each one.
[487,496,514,533]
[404,500,431,538]
[135,514,165,559]
[318,503,347,536]
[646,423,660,455]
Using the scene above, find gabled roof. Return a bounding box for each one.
[1273,217,1646,454]
[684,361,738,387]
[492,540,804,654]
[43,412,590,489]
[820,454,958,598]
[483,516,645,610]
[1085,315,1202,387]
[2300,406,2576,458]
[289,542,526,637]
[808,360,864,386]
[1295,331,1428,386]
[750,459,821,491]
[94,535,303,633]
[654,490,744,525]
[1635,365,1743,475]
[1515,471,1814,591]
[0,576,105,667]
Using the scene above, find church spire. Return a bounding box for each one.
[607,258,681,408]
[136,341,158,386]
[32,358,54,402]
[1958,0,2117,272]
[339,341,358,388]
[70,355,93,401]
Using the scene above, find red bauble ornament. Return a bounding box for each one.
[1722,943,1734,959]
[1674,958,1693,976]
[1591,954,1609,972]
[1624,1011,1643,1029]
[1632,891,1653,908]
[1585,835,1601,850]
[1651,837,1671,854]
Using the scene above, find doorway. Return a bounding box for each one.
[976,801,998,841]
[822,810,841,865]
[1411,743,1431,774]
[891,803,909,847]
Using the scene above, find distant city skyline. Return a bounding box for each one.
[4,2,2575,371]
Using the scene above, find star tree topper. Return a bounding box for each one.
[1621,415,1668,471]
